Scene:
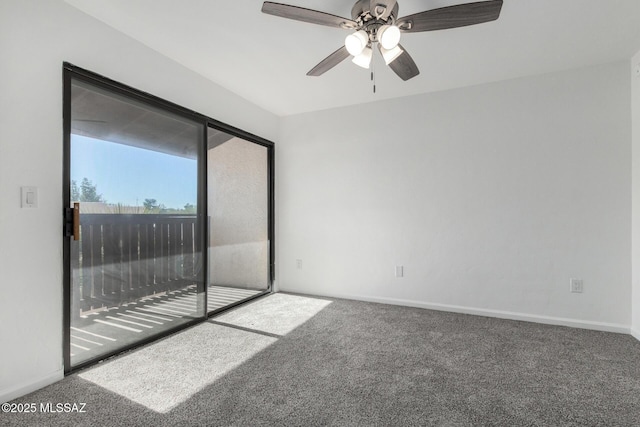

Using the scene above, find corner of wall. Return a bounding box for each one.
[632,48,640,339]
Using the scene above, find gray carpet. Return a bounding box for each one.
[2,292,640,426]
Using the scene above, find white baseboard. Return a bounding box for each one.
[631,328,640,342]
[0,369,63,404]
[281,288,631,334]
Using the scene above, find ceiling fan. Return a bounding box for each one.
[262,0,503,81]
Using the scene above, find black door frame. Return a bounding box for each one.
[62,62,275,374]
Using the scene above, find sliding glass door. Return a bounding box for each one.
[63,64,274,373]
[64,67,207,370]
[206,127,272,313]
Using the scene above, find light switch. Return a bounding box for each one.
[21,186,38,208]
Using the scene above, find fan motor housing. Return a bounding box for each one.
[351,0,399,23]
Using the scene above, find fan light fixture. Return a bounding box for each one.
[378,25,401,50]
[380,45,404,65]
[345,30,369,56]
[352,46,373,69]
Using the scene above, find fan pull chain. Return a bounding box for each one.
[371,57,376,94]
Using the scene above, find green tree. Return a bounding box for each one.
[143,198,159,212]
[71,180,80,201]
[183,203,196,214]
[79,178,104,202]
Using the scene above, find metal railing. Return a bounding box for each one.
[71,214,201,315]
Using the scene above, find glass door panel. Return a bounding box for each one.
[207,127,271,313]
[67,77,206,368]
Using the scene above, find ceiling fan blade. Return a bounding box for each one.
[397,0,503,33]
[307,46,350,76]
[385,44,419,81]
[262,2,357,29]
[369,0,397,20]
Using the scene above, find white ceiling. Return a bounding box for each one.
[65,0,640,116]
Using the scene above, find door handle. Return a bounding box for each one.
[73,202,80,241]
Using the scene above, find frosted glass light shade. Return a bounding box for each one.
[352,46,373,69]
[381,45,404,65]
[378,25,401,50]
[345,30,369,56]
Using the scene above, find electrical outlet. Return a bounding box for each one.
[569,278,583,293]
[296,259,302,269]
[395,265,404,278]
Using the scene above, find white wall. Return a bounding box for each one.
[278,61,631,332]
[0,0,278,403]
[632,50,640,341]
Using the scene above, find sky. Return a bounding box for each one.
[71,134,197,209]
